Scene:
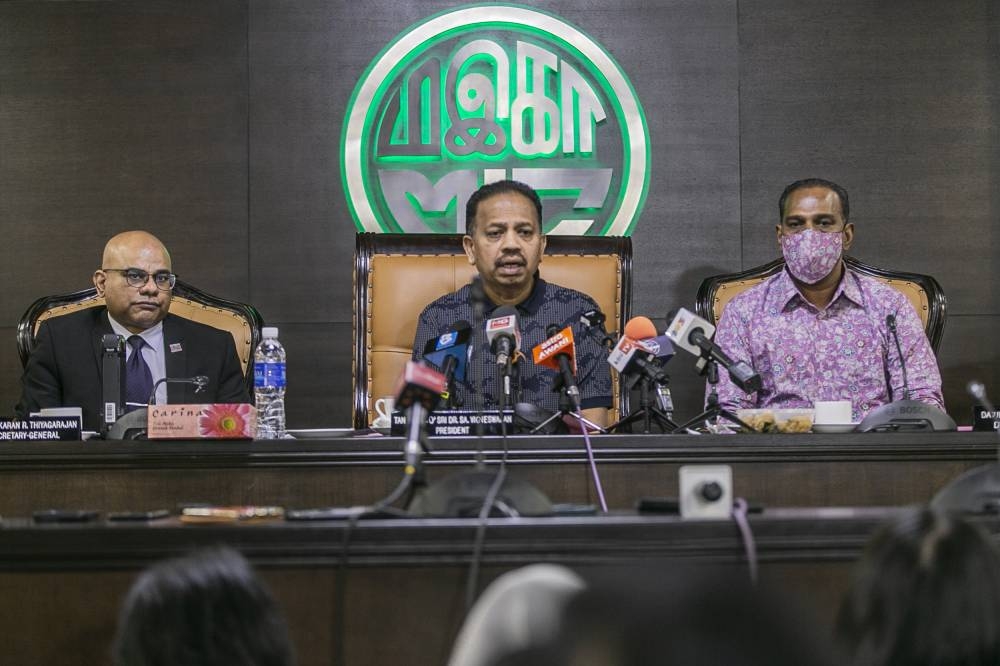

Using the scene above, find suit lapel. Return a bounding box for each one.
[163,315,188,403]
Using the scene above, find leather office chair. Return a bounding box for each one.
[353,233,632,429]
[17,281,264,393]
[695,256,947,352]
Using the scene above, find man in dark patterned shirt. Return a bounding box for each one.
[412,180,612,427]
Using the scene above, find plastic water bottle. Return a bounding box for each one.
[254,326,286,439]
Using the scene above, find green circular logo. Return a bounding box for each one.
[342,4,649,236]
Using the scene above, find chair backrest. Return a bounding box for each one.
[17,281,264,392]
[353,233,633,428]
[695,256,947,352]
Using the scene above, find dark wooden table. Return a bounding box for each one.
[3,506,983,666]
[0,431,994,515]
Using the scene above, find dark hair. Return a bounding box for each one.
[836,507,1000,666]
[778,178,850,223]
[113,547,294,666]
[465,179,543,235]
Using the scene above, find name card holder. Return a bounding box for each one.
[147,404,257,439]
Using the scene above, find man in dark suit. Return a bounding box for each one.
[17,231,249,432]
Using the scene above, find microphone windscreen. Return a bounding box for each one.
[623,316,657,340]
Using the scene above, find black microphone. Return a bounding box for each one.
[147,375,210,405]
[100,334,126,434]
[664,308,762,394]
[580,308,615,350]
[886,314,911,400]
[485,306,519,367]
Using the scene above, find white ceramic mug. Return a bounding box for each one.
[373,396,395,427]
[813,400,852,425]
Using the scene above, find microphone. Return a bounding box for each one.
[609,316,676,376]
[854,311,955,432]
[147,375,210,405]
[100,333,125,434]
[580,308,615,350]
[665,308,762,394]
[423,322,472,406]
[485,306,520,367]
[886,314,911,400]
[533,324,581,411]
[624,316,675,363]
[969,380,992,410]
[394,361,447,473]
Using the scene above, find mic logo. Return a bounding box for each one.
[533,327,573,364]
[435,331,457,349]
[486,316,513,332]
[639,338,662,355]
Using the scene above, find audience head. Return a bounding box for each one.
[93,231,174,334]
[486,564,830,666]
[836,506,1000,666]
[113,546,294,666]
[462,180,546,306]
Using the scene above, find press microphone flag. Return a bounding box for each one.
[485,306,520,366]
[622,316,675,362]
[533,325,577,375]
[609,317,676,375]
[394,361,447,411]
[607,336,646,374]
[665,307,762,394]
[423,321,471,382]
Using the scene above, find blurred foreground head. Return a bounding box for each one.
[491,564,831,666]
[113,547,294,666]
[837,506,1000,666]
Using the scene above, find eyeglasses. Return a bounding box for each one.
[102,268,177,290]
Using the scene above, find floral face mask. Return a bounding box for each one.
[780,228,843,284]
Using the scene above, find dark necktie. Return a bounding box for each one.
[125,335,154,411]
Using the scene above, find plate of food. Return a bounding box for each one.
[735,409,814,433]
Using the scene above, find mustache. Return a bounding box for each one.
[495,254,525,266]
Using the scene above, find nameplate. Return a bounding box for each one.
[390,409,516,437]
[0,417,82,441]
[147,404,257,439]
[973,405,1000,432]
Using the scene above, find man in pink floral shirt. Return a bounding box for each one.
[713,178,945,423]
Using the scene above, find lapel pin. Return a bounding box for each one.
[170,343,183,353]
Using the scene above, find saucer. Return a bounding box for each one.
[812,423,857,434]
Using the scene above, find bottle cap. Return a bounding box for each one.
[262,326,279,339]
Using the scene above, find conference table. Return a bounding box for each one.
[0,430,996,666]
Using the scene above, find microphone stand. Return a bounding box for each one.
[672,359,754,433]
[402,403,432,509]
[609,363,678,433]
[107,375,209,440]
[530,373,606,434]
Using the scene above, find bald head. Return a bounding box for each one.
[101,231,172,271]
[94,231,173,333]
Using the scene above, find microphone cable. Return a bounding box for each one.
[574,412,608,513]
[332,465,416,666]
[464,353,514,611]
[731,497,758,584]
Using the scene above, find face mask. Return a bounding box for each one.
[781,229,843,284]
